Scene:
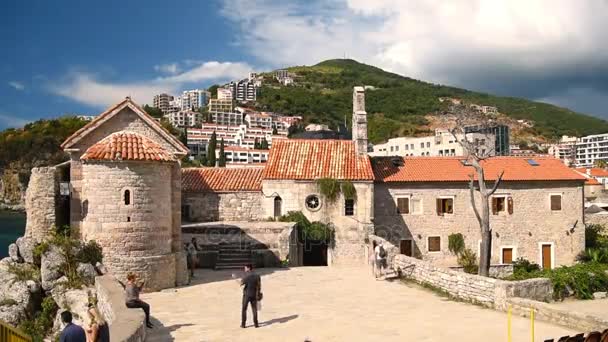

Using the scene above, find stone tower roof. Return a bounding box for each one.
[81,131,176,162]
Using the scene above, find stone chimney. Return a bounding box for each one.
[587,168,591,175]
[352,86,368,155]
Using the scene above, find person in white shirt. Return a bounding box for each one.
[373,241,386,279]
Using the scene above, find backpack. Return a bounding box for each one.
[379,245,387,259]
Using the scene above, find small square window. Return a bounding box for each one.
[428,236,441,252]
[436,198,453,215]
[397,197,410,214]
[345,199,354,216]
[492,197,505,213]
[550,195,562,211]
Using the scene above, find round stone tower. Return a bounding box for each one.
[79,131,179,290]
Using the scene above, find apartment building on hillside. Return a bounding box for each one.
[575,133,608,167]
[165,110,202,128]
[186,123,287,156]
[153,93,174,114]
[217,88,233,101]
[229,79,257,102]
[180,89,210,110]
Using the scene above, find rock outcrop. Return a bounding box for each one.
[0,258,41,326]
[15,237,36,264]
[41,245,66,291]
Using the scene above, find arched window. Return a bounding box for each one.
[274,196,282,217]
[124,190,131,205]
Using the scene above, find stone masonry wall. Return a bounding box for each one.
[262,180,374,265]
[393,254,553,308]
[183,192,264,222]
[25,167,59,242]
[80,161,177,290]
[375,181,584,267]
[95,275,146,342]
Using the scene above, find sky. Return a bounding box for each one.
[2,0,608,130]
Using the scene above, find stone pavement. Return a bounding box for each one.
[143,266,573,341]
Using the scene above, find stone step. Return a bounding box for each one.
[215,265,247,270]
[218,255,252,261]
[216,259,252,266]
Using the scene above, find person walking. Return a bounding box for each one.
[59,311,86,342]
[239,263,261,328]
[370,241,378,277]
[124,273,154,328]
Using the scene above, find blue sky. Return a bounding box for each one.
[2,0,608,129]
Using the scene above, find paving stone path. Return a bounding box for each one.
[143,266,573,341]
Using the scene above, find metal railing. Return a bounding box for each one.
[0,320,32,342]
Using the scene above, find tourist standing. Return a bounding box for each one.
[85,304,110,342]
[59,311,86,342]
[125,273,154,328]
[374,241,387,279]
[370,241,378,277]
[239,263,262,328]
[188,239,198,278]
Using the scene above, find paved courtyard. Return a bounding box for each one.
[143,266,573,341]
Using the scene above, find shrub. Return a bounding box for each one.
[549,263,608,300]
[7,263,41,283]
[77,240,103,265]
[316,178,341,203]
[278,211,334,243]
[457,248,478,274]
[20,296,58,342]
[341,181,357,201]
[576,248,608,264]
[448,233,465,256]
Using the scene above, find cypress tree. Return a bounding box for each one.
[207,131,217,166]
[261,137,269,150]
[218,138,226,167]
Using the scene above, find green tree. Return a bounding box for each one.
[143,105,163,119]
[218,138,226,167]
[254,137,260,149]
[272,127,278,135]
[207,131,217,166]
[179,128,188,146]
[595,160,607,169]
[208,84,220,98]
[260,137,269,150]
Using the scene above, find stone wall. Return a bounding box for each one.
[262,180,374,265]
[80,161,177,290]
[95,275,146,342]
[25,167,59,242]
[183,192,263,222]
[449,264,513,278]
[506,297,608,332]
[393,254,553,308]
[375,181,584,267]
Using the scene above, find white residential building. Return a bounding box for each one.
[229,80,256,102]
[165,110,202,128]
[211,111,243,126]
[305,124,330,132]
[217,88,233,101]
[208,99,234,113]
[180,89,209,110]
[153,93,175,114]
[575,133,608,167]
[186,123,287,156]
[370,129,496,157]
[244,113,272,129]
[216,146,270,165]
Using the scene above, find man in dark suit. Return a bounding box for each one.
[240,263,261,328]
[59,311,86,342]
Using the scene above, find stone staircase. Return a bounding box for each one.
[215,242,253,270]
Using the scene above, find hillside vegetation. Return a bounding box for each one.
[255,59,608,143]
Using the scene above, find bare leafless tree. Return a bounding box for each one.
[450,114,504,277]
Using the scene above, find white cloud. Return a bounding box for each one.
[49,61,252,108]
[220,0,608,115]
[154,63,180,75]
[8,81,25,91]
[0,113,29,129]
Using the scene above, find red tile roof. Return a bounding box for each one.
[372,156,586,183]
[262,140,374,180]
[182,168,263,192]
[586,177,602,185]
[574,167,608,177]
[81,132,175,162]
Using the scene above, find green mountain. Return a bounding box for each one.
[255,59,608,143]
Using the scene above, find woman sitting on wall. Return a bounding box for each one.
[125,273,154,329]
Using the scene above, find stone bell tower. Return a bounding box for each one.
[352,86,368,155]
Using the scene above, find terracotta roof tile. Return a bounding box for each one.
[81,132,175,162]
[372,156,586,183]
[574,167,608,177]
[262,140,374,180]
[586,177,602,185]
[182,168,263,192]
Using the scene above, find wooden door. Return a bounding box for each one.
[541,244,552,269]
[502,248,513,264]
[400,239,413,257]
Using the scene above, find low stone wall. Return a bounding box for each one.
[183,192,263,222]
[393,254,552,308]
[95,275,146,342]
[506,297,608,332]
[449,264,514,278]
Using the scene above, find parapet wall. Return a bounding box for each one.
[95,275,146,342]
[392,254,553,308]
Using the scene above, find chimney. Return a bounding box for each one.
[352,86,368,155]
[586,168,591,175]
